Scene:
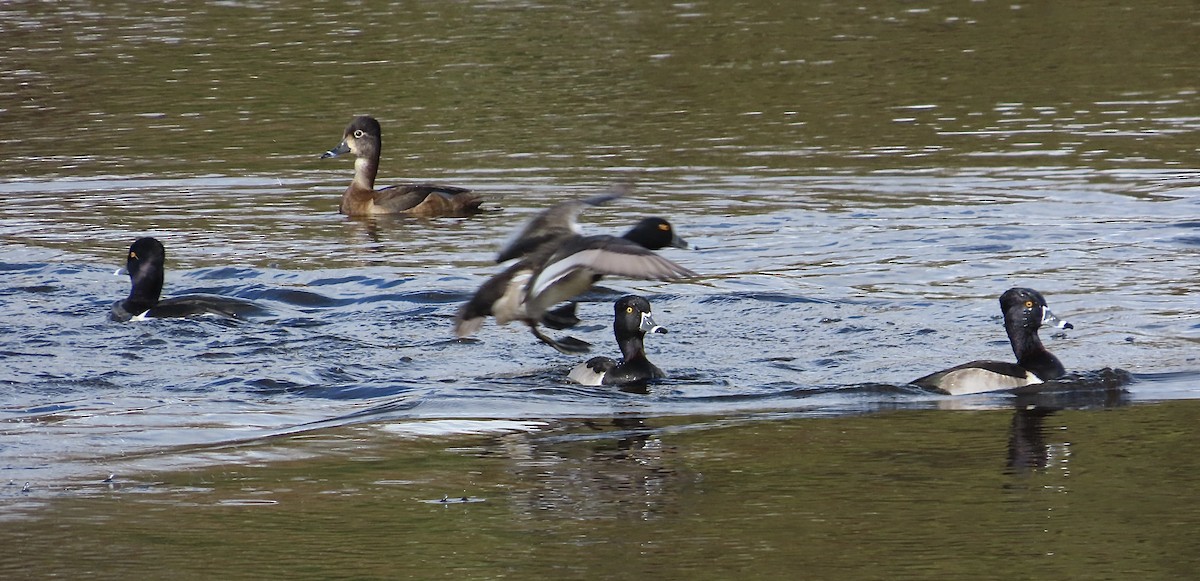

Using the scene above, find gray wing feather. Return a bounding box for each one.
[530,248,695,298]
[496,190,628,262]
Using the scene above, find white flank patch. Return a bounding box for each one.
[938,368,1042,396]
[378,419,549,438]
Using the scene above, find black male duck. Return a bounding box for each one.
[568,295,668,386]
[111,237,266,322]
[321,115,484,217]
[454,195,695,353]
[911,287,1073,395]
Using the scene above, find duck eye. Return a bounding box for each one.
[1024,300,1034,308]
[626,307,634,314]
[658,223,669,231]
[353,130,365,138]
[129,252,138,259]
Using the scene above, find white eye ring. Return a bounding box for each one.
[353,130,365,138]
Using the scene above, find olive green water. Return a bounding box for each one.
[5,403,1200,580]
[2,0,1199,579]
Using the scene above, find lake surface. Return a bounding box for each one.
[1,0,1198,578]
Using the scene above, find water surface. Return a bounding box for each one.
[1,0,1198,578]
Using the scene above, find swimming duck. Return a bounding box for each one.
[454,195,695,353]
[911,287,1074,395]
[568,295,668,386]
[321,115,484,217]
[111,237,265,322]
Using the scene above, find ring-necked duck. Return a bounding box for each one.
[111,237,266,322]
[568,295,668,386]
[454,195,695,353]
[321,115,484,217]
[911,287,1073,395]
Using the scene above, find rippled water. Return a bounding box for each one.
[1,0,1199,578]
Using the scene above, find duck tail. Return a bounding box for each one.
[454,310,485,338]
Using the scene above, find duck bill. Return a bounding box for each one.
[321,141,350,159]
[640,312,668,334]
[670,233,690,250]
[1042,307,1074,330]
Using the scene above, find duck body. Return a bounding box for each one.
[568,295,668,386]
[454,195,694,353]
[321,116,483,217]
[911,287,1073,395]
[111,237,265,322]
[112,294,262,322]
[536,214,689,330]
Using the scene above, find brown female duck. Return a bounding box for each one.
[321,116,484,217]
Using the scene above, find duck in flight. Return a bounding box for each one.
[454,193,695,353]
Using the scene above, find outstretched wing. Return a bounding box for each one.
[529,235,697,301]
[495,186,630,263]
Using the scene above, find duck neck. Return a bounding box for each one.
[124,267,163,313]
[353,154,379,191]
[1006,320,1065,380]
[617,334,649,366]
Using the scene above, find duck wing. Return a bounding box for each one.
[374,184,481,216]
[496,189,627,263]
[527,235,696,313]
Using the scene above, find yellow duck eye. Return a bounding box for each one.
[1024,300,1034,308]
[129,252,138,259]
[658,223,670,231]
[626,306,635,314]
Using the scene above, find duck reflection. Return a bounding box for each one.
[1004,382,1129,474]
[1005,405,1062,473]
[492,416,686,522]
